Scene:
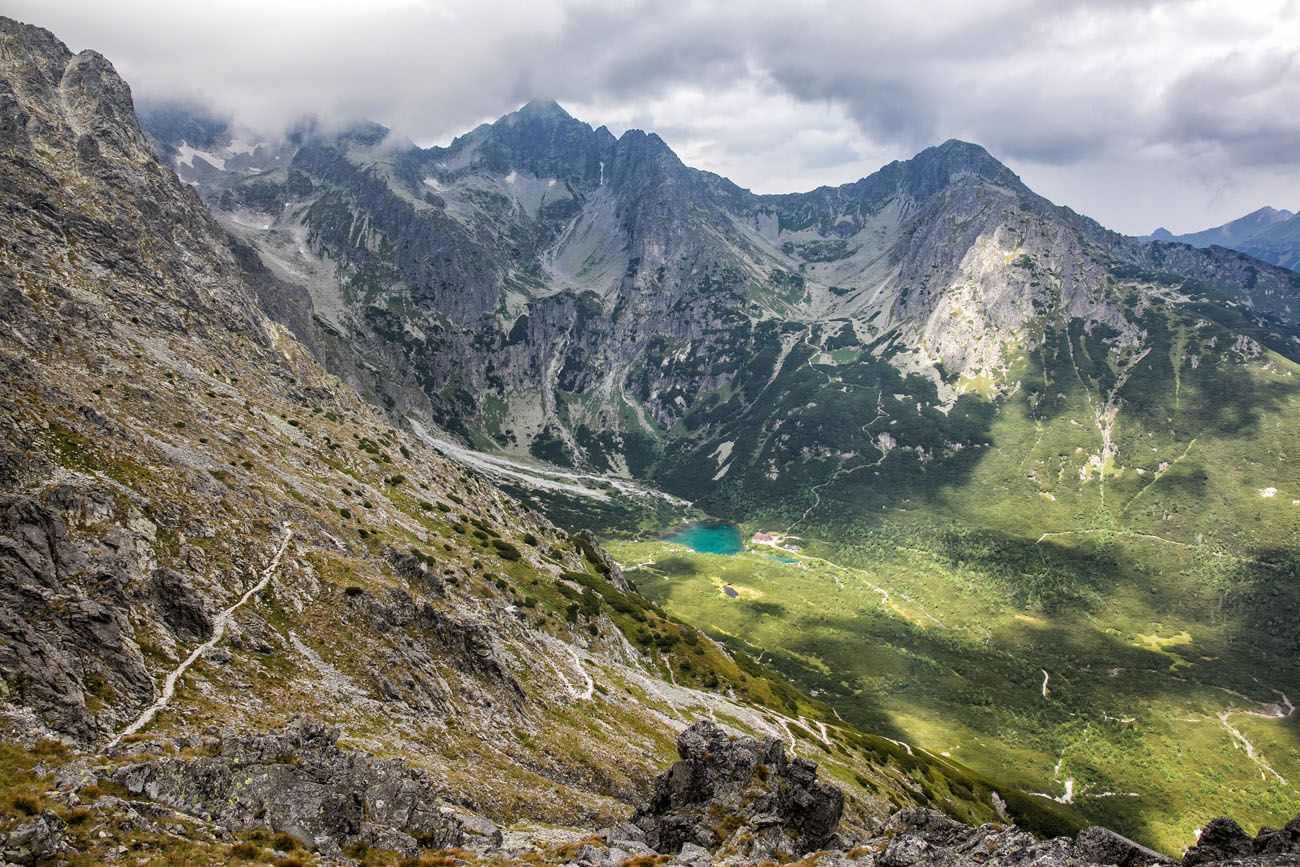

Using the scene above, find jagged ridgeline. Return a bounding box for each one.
[0,15,1103,865]
[147,84,1299,534]
[1144,207,1300,272]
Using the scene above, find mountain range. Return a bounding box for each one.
[1144,207,1300,271]
[138,88,1300,852]
[2,13,1300,865]
[140,97,1300,518]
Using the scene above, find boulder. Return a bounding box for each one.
[1,810,71,863]
[632,719,843,862]
[1185,816,1300,866]
[1074,825,1170,866]
[1186,820,1257,866]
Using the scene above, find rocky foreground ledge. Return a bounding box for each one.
[3,718,1299,865]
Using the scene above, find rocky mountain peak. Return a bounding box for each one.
[338,118,391,147]
[1137,202,1300,268]
[513,97,573,120]
[1248,205,1295,221]
[606,126,689,189]
[594,123,616,146]
[0,17,69,91]
[893,137,1025,200]
[2,17,150,163]
[449,96,608,183]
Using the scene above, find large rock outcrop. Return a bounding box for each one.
[0,493,158,740]
[1183,817,1300,866]
[632,719,844,862]
[841,808,1171,867]
[109,717,501,859]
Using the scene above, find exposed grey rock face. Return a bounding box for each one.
[0,810,71,863]
[827,808,1164,867]
[805,808,1300,867]
[632,719,844,861]
[110,717,500,858]
[146,567,214,642]
[0,493,157,740]
[1184,817,1300,866]
[1074,825,1172,867]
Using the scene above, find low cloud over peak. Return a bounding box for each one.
[12,0,1300,234]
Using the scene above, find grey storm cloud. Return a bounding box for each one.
[5,0,1300,234]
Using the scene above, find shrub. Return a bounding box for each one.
[229,842,260,860]
[272,831,301,852]
[491,539,522,561]
[12,794,40,815]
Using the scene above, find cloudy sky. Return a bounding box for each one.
[9,0,1300,234]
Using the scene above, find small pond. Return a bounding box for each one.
[662,520,745,555]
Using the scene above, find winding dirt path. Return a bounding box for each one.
[535,634,596,702]
[1217,692,1293,783]
[106,522,293,749]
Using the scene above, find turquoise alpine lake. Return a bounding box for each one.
[662,521,745,555]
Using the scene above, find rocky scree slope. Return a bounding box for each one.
[0,16,1100,865]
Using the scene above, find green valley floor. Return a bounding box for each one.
[606,523,1300,855]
